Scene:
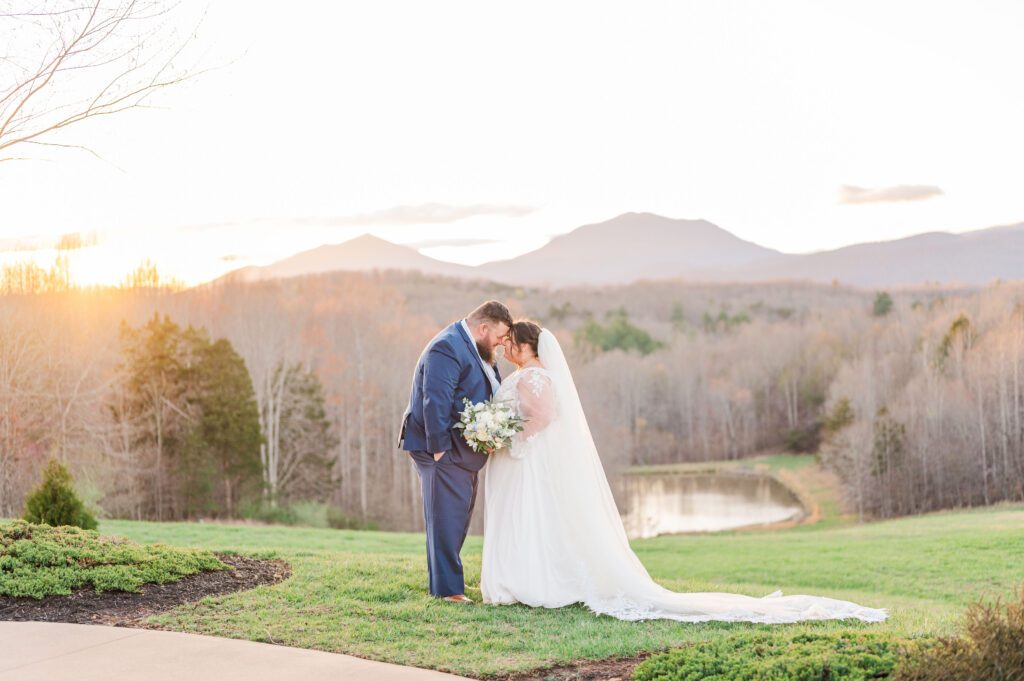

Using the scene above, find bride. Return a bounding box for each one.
[480,320,888,624]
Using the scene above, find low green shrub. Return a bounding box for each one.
[238,499,299,525]
[326,505,377,531]
[783,423,821,454]
[289,500,329,528]
[21,458,97,530]
[0,519,229,599]
[893,583,1024,681]
[238,499,377,530]
[633,629,911,681]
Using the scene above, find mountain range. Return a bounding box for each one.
[220,212,1024,289]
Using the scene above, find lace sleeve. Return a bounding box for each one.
[508,370,556,458]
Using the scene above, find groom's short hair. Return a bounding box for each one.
[467,300,513,328]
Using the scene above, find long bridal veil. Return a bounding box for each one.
[535,328,888,623]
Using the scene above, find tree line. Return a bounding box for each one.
[0,272,1020,529]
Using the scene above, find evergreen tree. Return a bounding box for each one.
[824,397,855,435]
[22,457,98,529]
[873,291,894,316]
[183,337,263,517]
[113,314,263,519]
[112,312,192,520]
[575,308,663,356]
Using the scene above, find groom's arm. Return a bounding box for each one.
[422,341,460,456]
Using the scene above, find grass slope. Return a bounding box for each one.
[67,501,1024,677]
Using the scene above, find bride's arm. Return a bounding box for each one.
[507,372,556,458]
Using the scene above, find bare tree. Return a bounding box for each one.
[3,269,1021,529]
[0,0,208,162]
[0,318,43,518]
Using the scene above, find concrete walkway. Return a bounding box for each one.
[0,621,471,681]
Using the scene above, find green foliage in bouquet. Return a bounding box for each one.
[454,397,525,454]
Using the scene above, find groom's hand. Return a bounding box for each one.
[433,451,445,461]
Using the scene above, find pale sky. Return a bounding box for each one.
[2,1,1023,285]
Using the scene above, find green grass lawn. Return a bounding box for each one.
[32,499,1015,678]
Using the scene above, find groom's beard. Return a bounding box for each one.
[476,340,494,364]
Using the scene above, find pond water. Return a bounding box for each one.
[614,471,806,539]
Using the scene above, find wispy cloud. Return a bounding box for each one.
[408,238,502,249]
[839,185,944,205]
[179,203,536,233]
[313,203,536,226]
[0,231,100,254]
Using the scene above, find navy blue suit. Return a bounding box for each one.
[398,321,501,596]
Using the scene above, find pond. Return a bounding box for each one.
[614,471,806,539]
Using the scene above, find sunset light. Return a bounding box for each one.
[2,3,1023,680]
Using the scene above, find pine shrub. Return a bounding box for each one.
[21,457,98,530]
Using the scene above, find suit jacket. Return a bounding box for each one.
[398,321,502,472]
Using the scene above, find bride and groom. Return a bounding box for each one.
[399,300,888,623]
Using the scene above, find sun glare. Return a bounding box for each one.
[0,244,224,290]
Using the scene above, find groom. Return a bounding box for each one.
[398,300,513,602]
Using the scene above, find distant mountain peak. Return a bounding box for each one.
[344,233,394,246]
[610,211,709,223]
[217,231,478,284]
[480,212,783,285]
[214,213,1024,289]
[593,212,711,227]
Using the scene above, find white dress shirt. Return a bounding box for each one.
[460,318,501,395]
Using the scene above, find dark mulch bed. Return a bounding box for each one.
[496,652,656,681]
[0,552,292,627]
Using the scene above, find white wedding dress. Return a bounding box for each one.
[480,329,888,624]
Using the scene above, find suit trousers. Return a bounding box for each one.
[409,450,478,597]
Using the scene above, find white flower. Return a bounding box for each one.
[455,396,525,453]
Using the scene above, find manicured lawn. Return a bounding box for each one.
[60,501,1024,677]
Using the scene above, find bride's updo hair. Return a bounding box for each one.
[510,319,542,357]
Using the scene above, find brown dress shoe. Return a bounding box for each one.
[442,594,474,603]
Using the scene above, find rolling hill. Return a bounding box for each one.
[216,214,1024,289]
[218,234,480,283]
[479,212,787,286]
[728,222,1024,287]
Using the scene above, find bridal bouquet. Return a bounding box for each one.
[454,397,525,454]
